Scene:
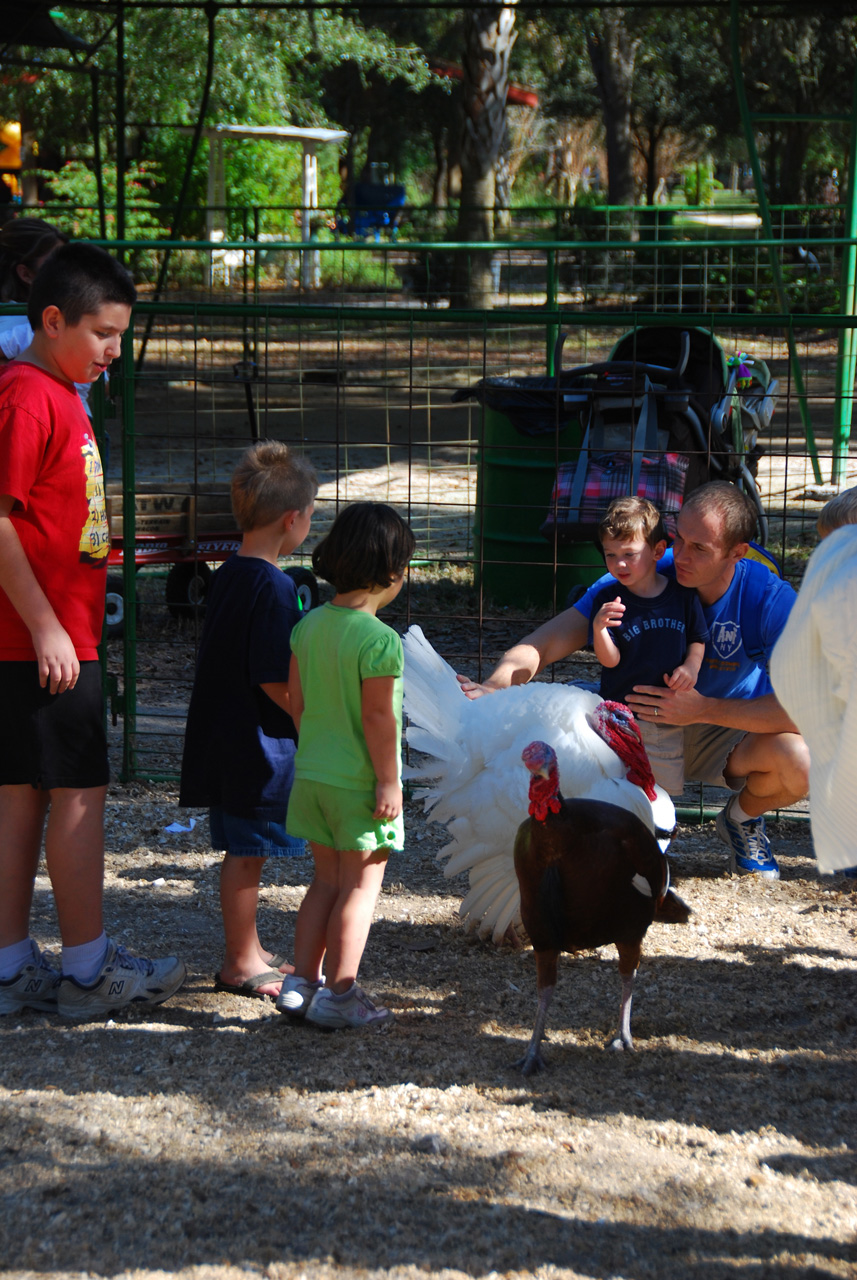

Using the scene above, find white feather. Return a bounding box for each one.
[403,625,676,942]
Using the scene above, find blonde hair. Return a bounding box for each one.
[230,441,317,531]
[818,487,857,539]
[599,496,666,549]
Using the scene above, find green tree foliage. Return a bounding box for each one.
[0,6,429,223]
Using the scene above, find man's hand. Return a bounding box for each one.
[626,683,708,727]
[31,619,79,694]
[456,672,498,700]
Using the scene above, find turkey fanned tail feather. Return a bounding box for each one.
[402,626,676,943]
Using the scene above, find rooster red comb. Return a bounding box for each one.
[589,701,658,802]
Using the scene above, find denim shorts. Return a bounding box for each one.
[209,806,306,858]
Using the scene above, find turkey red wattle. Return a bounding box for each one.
[522,741,564,822]
[590,701,658,803]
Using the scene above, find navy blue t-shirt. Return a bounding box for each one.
[179,554,301,818]
[589,575,710,701]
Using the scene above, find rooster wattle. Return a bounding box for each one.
[402,626,676,942]
[514,741,691,1074]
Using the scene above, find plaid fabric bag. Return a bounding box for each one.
[540,449,689,543]
[541,376,691,542]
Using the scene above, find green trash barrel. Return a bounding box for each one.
[462,386,604,609]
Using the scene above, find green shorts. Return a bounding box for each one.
[287,777,404,853]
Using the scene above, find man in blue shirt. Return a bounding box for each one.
[459,482,809,880]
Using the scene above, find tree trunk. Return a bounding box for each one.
[432,131,448,208]
[586,13,639,207]
[454,3,517,306]
[779,122,811,206]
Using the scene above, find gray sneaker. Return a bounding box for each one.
[58,939,186,1020]
[305,982,394,1030]
[276,974,324,1019]
[0,943,60,1016]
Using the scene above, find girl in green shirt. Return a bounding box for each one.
[278,502,415,1030]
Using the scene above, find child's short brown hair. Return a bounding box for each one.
[231,440,317,531]
[818,486,857,538]
[598,496,667,549]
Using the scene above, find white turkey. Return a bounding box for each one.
[402,625,676,942]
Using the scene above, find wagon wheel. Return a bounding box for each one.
[284,566,319,613]
[105,573,142,639]
[165,561,213,620]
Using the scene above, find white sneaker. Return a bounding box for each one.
[305,982,393,1029]
[275,974,324,1019]
[58,939,186,1020]
[0,943,60,1016]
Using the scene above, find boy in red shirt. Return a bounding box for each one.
[0,242,186,1019]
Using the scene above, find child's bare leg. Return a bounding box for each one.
[218,854,281,994]
[0,784,49,947]
[43,786,106,947]
[292,842,340,982]
[324,849,388,994]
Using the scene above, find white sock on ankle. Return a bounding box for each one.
[62,932,108,984]
[0,938,35,980]
[729,797,756,825]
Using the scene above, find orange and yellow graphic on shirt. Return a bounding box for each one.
[78,432,109,565]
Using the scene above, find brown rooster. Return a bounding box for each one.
[513,739,691,1075]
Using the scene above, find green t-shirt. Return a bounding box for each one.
[291,602,404,790]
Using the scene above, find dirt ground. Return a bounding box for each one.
[1,763,856,1280]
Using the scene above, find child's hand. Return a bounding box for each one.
[594,597,625,630]
[32,619,79,694]
[374,781,403,821]
[665,663,697,692]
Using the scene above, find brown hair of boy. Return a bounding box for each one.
[598,495,667,549]
[231,440,318,531]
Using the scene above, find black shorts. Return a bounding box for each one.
[0,661,109,789]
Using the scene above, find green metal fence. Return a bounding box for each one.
[91,299,855,792]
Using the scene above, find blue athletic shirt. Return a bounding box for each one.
[574,549,796,700]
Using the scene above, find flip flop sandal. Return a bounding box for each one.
[267,953,294,973]
[213,969,284,1000]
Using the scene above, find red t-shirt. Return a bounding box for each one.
[0,361,108,661]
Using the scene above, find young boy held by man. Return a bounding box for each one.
[590,496,709,795]
[180,440,317,999]
[0,242,186,1019]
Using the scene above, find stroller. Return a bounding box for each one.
[454,325,777,546]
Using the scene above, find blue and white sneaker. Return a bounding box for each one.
[715,798,780,880]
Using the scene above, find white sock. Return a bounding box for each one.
[729,797,756,825]
[62,932,108,984]
[0,938,35,980]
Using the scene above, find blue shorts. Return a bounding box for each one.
[209,806,306,858]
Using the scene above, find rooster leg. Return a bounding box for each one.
[609,942,642,1052]
[513,949,559,1076]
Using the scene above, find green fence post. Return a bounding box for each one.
[834,63,857,486]
[120,315,137,782]
[546,248,558,376]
